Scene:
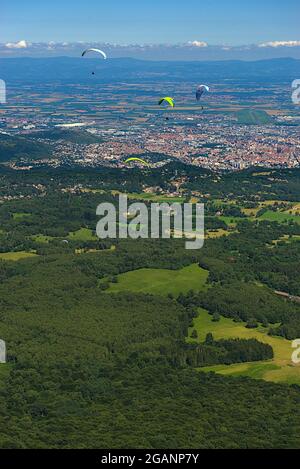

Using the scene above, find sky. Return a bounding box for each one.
[1,0,300,45]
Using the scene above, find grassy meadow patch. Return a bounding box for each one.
[0,251,38,261]
[190,309,300,385]
[104,264,209,297]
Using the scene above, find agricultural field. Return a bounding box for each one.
[258,210,300,224]
[0,251,37,261]
[236,109,273,125]
[191,309,300,385]
[104,263,209,297]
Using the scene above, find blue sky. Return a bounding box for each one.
[1,0,300,45]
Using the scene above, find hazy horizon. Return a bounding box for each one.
[1,41,300,61]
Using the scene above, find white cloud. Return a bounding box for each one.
[259,41,300,48]
[187,41,208,48]
[5,40,28,49]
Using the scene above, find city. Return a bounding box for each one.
[1,79,299,171]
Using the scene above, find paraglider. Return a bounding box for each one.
[125,157,150,167]
[158,97,174,121]
[82,48,107,75]
[196,85,209,101]
[81,48,107,60]
[158,97,175,108]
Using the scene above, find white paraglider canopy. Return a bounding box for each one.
[196,85,210,101]
[81,48,107,60]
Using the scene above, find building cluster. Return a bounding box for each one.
[20,118,299,171]
[1,81,299,171]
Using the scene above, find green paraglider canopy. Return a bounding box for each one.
[158,97,175,107]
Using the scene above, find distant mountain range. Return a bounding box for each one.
[0,57,299,83]
[1,41,300,61]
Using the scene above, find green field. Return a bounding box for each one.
[31,234,55,244]
[112,191,184,204]
[236,110,273,125]
[67,228,97,241]
[0,251,37,261]
[218,216,248,227]
[12,212,32,221]
[191,309,300,385]
[105,264,209,297]
[258,210,300,224]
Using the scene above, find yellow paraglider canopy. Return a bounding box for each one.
[158,97,175,107]
[124,157,150,167]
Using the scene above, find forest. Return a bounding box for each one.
[0,165,299,448]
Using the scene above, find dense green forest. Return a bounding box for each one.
[0,166,299,448]
[0,164,300,200]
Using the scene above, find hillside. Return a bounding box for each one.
[0,133,52,162]
[31,128,103,144]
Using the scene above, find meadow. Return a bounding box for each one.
[103,256,299,385]
[191,309,300,385]
[105,263,209,297]
[0,251,37,261]
[236,109,273,125]
[67,227,97,241]
[258,210,300,224]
